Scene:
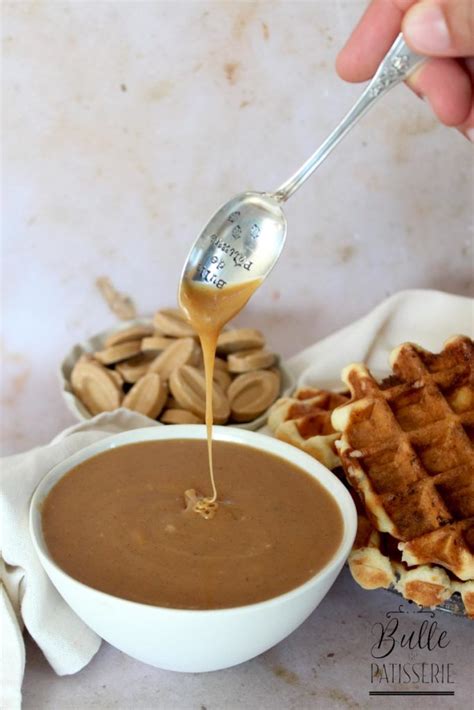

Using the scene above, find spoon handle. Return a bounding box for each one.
[274,33,425,203]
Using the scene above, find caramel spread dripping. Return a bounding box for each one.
[183,488,218,520]
[179,278,262,518]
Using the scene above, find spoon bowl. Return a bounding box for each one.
[180,191,287,291]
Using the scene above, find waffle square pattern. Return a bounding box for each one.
[332,336,474,582]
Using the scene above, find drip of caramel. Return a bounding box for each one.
[179,278,262,517]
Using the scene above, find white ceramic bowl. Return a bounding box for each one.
[30,425,357,673]
[59,319,295,430]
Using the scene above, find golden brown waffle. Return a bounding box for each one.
[349,512,474,617]
[348,514,396,590]
[332,336,474,582]
[267,387,348,469]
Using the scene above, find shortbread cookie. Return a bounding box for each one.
[169,365,230,423]
[228,370,280,422]
[95,340,142,365]
[153,308,195,338]
[115,353,155,383]
[160,408,203,424]
[212,367,232,392]
[141,336,176,353]
[227,348,275,373]
[214,357,229,372]
[148,337,199,380]
[107,368,124,388]
[217,328,265,354]
[71,359,123,415]
[122,373,167,419]
[105,325,154,348]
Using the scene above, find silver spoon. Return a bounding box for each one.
[180,34,425,292]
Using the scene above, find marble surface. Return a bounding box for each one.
[2,1,473,708]
[21,568,474,710]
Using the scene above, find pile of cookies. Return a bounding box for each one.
[69,308,282,425]
[268,336,474,616]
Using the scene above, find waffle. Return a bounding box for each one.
[267,387,348,469]
[349,514,396,590]
[332,336,474,583]
[349,511,474,617]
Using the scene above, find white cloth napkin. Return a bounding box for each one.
[1,410,158,710]
[287,288,473,384]
[1,289,472,709]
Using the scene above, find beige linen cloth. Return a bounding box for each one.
[1,289,472,708]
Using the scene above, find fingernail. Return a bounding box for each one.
[404,3,451,53]
[467,128,474,143]
[406,64,426,95]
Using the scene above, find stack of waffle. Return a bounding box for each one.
[268,336,474,616]
[267,388,348,469]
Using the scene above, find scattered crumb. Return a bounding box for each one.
[120,83,127,92]
[337,244,355,263]
[1,365,31,407]
[272,665,300,686]
[326,689,360,708]
[402,113,438,137]
[240,99,251,109]
[12,369,30,396]
[147,80,173,102]
[261,21,269,40]
[95,276,137,320]
[271,290,281,301]
[224,62,239,85]
[232,7,257,41]
[327,652,335,658]
[391,113,438,162]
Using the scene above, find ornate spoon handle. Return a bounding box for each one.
[275,34,425,203]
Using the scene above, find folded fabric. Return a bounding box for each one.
[288,289,473,386]
[1,289,472,709]
[1,410,157,709]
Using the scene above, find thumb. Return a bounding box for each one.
[402,0,474,57]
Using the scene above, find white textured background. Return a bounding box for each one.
[2,3,473,707]
[2,0,472,454]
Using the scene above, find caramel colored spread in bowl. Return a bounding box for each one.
[42,439,343,609]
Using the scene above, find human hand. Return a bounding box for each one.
[336,0,474,140]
